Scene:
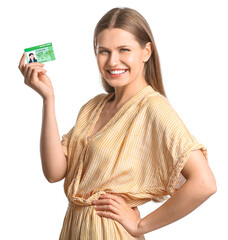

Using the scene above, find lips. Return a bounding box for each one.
[107,68,128,73]
[106,69,128,78]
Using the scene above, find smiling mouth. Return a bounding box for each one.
[106,69,128,77]
[108,69,127,74]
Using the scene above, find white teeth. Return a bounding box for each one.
[109,70,126,74]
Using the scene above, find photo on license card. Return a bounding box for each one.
[24,42,56,64]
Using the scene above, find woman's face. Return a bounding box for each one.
[96,28,151,89]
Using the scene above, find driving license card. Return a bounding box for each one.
[24,42,56,63]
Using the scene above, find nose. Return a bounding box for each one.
[107,51,120,67]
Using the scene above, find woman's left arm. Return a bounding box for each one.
[137,149,217,235]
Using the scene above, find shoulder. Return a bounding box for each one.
[91,92,108,103]
[143,92,185,130]
[146,93,193,141]
[79,92,108,113]
[84,92,107,107]
[145,92,176,118]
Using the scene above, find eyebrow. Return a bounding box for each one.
[98,45,131,49]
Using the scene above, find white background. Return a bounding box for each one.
[1,0,227,239]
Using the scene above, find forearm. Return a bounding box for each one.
[138,179,215,235]
[40,98,67,183]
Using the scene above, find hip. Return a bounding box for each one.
[59,201,145,240]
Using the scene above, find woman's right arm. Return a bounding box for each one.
[18,53,67,183]
[40,98,67,183]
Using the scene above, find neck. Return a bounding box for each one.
[110,79,149,110]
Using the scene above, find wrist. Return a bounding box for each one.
[137,218,146,236]
[43,96,55,105]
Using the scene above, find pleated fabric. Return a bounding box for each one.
[59,85,208,239]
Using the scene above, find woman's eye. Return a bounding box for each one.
[120,48,130,52]
[98,49,130,54]
[99,50,109,54]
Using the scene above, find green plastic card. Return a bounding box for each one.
[24,42,56,63]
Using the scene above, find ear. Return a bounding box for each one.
[143,42,153,63]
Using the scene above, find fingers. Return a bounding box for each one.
[100,194,125,205]
[95,197,121,213]
[24,62,45,79]
[24,67,47,86]
[95,203,119,215]
[25,65,45,79]
[96,208,119,222]
[93,194,126,208]
[18,52,26,74]
[19,52,44,76]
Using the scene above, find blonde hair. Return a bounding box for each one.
[93,7,167,98]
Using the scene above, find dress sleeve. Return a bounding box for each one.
[61,125,75,158]
[61,103,87,158]
[151,95,208,197]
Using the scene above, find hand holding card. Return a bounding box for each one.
[18,52,55,102]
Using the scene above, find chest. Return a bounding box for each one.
[87,103,118,140]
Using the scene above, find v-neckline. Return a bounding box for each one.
[85,85,155,143]
[86,92,114,142]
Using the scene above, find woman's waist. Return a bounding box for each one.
[65,200,146,240]
[68,200,93,208]
[67,190,153,208]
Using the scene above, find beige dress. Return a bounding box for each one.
[59,85,208,239]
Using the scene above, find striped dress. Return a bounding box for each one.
[59,85,208,239]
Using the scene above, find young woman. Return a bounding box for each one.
[18,7,216,240]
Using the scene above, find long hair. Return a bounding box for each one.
[93,7,167,98]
